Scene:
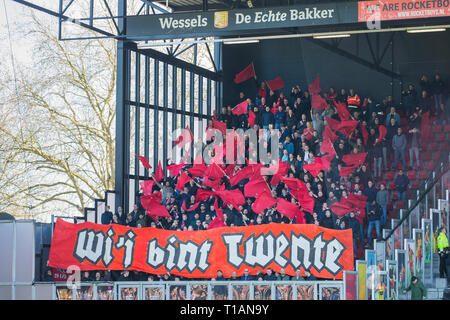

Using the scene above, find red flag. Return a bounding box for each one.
[295,210,306,224]
[204,162,225,180]
[196,189,216,202]
[361,123,369,145]
[323,126,338,143]
[216,189,246,209]
[207,217,227,229]
[375,125,387,145]
[182,201,200,212]
[308,75,321,95]
[281,177,302,191]
[212,120,227,135]
[248,109,256,127]
[136,155,152,169]
[234,62,255,84]
[321,154,334,172]
[175,171,193,191]
[346,193,368,210]
[335,102,351,121]
[266,76,285,91]
[337,120,359,137]
[174,126,193,147]
[290,190,315,213]
[146,202,171,218]
[188,165,208,178]
[303,158,324,177]
[232,100,248,116]
[229,166,254,186]
[330,202,353,217]
[339,164,358,177]
[140,180,155,195]
[154,160,164,182]
[324,116,341,131]
[251,191,278,214]
[244,177,271,198]
[214,198,224,221]
[320,139,335,156]
[224,164,235,177]
[270,173,282,187]
[140,192,162,209]
[311,94,328,110]
[203,178,221,190]
[262,158,290,177]
[342,153,367,167]
[167,163,185,176]
[276,198,301,220]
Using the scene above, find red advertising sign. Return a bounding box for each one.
[48,219,354,280]
[358,0,450,21]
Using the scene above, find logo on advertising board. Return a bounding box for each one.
[214,11,229,28]
[358,0,450,22]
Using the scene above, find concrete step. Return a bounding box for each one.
[427,288,444,300]
[436,278,448,289]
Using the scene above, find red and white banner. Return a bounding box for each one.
[49,219,354,279]
[358,0,450,22]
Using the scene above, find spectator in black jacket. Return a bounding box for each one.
[394,169,410,202]
[320,209,335,229]
[366,200,382,247]
[101,205,113,225]
[401,84,418,116]
[363,180,378,212]
[431,74,445,113]
[346,211,362,256]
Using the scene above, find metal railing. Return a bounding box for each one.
[383,153,450,242]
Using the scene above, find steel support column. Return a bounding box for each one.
[114,0,128,211]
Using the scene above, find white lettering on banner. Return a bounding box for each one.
[290,8,334,21]
[73,228,136,268]
[71,228,347,276]
[146,236,213,272]
[158,16,208,29]
[235,13,251,24]
[223,231,346,275]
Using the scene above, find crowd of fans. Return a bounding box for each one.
[45,73,449,282]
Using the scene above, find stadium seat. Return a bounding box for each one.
[445,124,450,132]
[385,171,394,180]
[407,171,416,180]
[411,180,420,189]
[396,201,405,209]
[406,189,413,199]
[387,202,394,211]
[425,161,434,170]
[432,151,440,160]
[432,124,442,133]
[388,183,396,190]
[429,142,439,151]
[422,153,432,161]
[391,192,398,201]
[418,171,428,180]
[436,133,446,141]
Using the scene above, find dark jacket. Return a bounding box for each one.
[320,216,335,229]
[363,186,378,203]
[101,211,113,225]
[395,174,410,192]
[261,110,274,126]
[367,203,382,221]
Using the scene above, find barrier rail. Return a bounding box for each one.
[3,280,344,300]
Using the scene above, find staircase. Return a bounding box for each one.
[79,190,117,224]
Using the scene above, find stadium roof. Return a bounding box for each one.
[148,0,355,13]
